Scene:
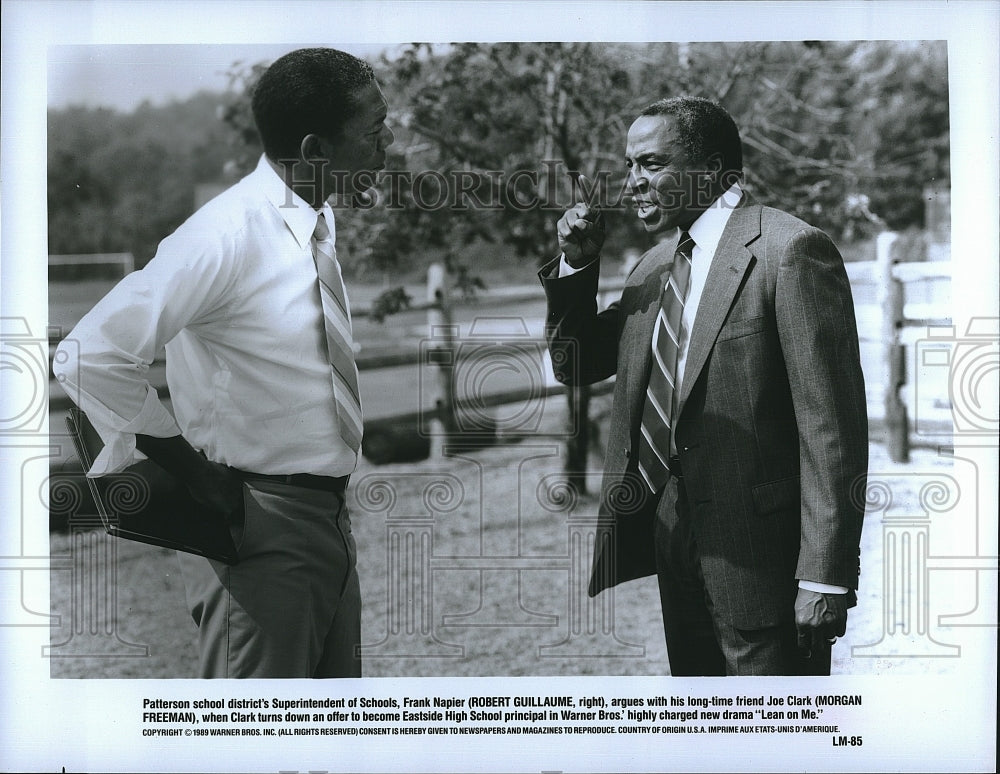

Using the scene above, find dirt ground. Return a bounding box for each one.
[48,397,978,680]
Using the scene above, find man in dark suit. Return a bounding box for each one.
[540,96,868,676]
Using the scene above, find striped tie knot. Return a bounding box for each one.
[676,230,695,258]
[314,211,331,242]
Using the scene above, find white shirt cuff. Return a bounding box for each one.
[556,253,597,277]
[798,580,849,594]
[87,387,181,476]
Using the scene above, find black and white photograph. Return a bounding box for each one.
[1,1,997,772]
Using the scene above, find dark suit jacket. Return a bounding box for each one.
[540,195,868,630]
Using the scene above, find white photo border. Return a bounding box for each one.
[2,1,997,772]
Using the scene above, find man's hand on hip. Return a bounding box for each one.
[136,433,244,524]
[794,587,848,656]
[187,459,245,525]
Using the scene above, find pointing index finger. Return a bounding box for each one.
[571,172,603,222]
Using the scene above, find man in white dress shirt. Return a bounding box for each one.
[55,48,394,678]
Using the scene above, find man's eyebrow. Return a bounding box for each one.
[626,151,668,163]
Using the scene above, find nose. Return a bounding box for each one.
[626,167,646,195]
[381,124,395,149]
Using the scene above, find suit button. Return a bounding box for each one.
[624,448,630,458]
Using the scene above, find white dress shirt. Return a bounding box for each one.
[54,155,359,478]
[558,181,846,595]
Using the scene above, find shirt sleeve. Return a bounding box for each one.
[53,224,236,476]
[798,580,849,594]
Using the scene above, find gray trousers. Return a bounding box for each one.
[178,478,361,678]
[653,476,828,676]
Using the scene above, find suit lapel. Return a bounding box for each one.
[678,200,762,411]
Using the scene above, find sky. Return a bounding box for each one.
[48,43,396,111]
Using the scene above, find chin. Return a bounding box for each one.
[639,215,670,234]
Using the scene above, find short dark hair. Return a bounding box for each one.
[251,48,376,161]
[639,96,743,177]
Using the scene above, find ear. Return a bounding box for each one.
[299,133,326,162]
[704,152,724,176]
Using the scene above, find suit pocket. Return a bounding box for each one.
[751,475,800,516]
[229,482,251,555]
[717,315,767,341]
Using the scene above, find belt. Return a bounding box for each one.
[667,455,683,479]
[231,468,350,495]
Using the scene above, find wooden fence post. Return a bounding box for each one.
[426,264,457,455]
[877,230,910,463]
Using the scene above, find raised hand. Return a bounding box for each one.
[556,174,605,268]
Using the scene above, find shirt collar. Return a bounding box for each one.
[252,154,335,248]
[685,181,743,255]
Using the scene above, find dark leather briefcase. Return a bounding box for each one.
[65,407,241,565]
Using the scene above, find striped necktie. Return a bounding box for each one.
[635,231,695,492]
[312,212,364,452]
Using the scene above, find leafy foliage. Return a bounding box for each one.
[367,286,413,323]
[48,93,232,266]
[48,42,948,278]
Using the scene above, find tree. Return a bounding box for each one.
[378,43,649,264]
[47,42,949,271]
[844,41,949,230]
[48,93,232,267]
